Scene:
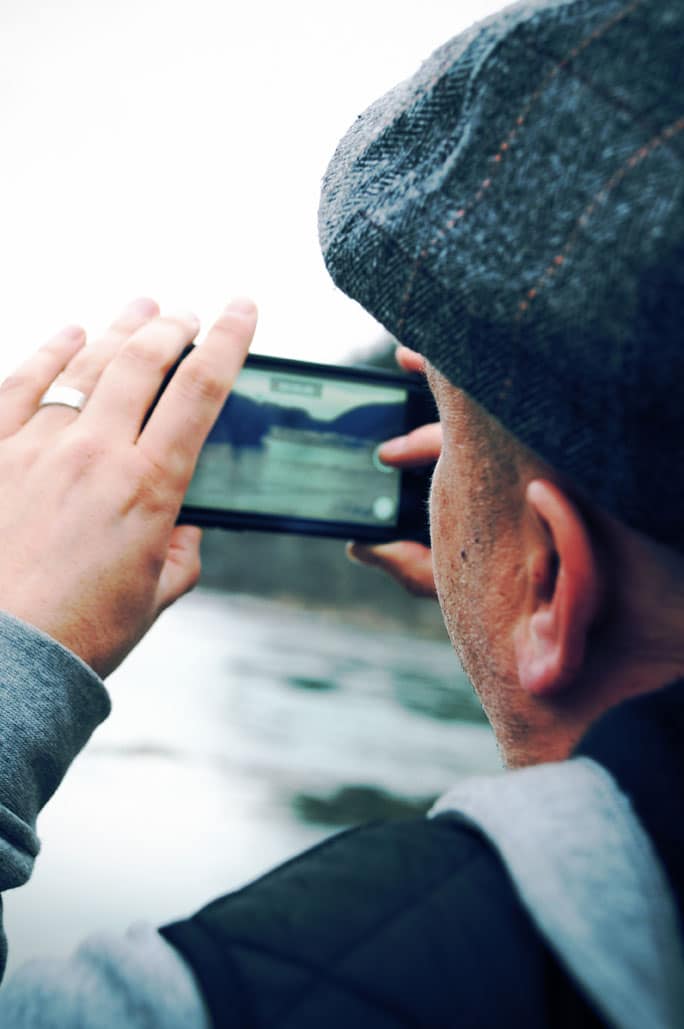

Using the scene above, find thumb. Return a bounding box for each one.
[155,524,203,613]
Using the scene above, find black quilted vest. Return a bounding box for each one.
[162,681,684,1028]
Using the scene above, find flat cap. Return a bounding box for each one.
[319,0,684,548]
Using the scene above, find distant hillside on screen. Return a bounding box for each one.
[207,392,404,448]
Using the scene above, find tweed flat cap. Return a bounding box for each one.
[319,0,684,548]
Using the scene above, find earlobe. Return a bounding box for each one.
[513,480,602,697]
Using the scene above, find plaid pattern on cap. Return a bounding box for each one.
[319,0,684,547]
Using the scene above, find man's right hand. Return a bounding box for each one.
[347,346,441,600]
[0,296,257,678]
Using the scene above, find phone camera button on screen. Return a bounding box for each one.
[373,496,396,521]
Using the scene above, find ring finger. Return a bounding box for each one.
[0,325,86,440]
[23,296,160,438]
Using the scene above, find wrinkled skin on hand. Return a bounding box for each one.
[0,297,257,678]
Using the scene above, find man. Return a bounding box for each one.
[1,0,683,1026]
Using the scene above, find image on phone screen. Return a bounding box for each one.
[184,365,408,528]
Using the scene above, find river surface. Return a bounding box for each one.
[3,589,501,975]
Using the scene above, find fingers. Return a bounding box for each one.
[0,325,86,439]
[395,345,425,375]
[154,524,203,613]
[377,422,442,467]
[137,298,257,488]
[22,297,160,438]
[347,540,437,598]
[79,311,201,442]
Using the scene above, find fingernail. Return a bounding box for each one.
[346,542,365,565]
[346,541,378,566]
[125,297,158,317]
[379,436,406,459]
[63,324,86,341]
[225,297,257,317]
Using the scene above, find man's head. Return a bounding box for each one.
[320,0,684,763]
[425,361,684,764]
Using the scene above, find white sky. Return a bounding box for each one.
[0,0,504,380]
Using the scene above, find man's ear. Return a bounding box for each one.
[512,479,602,697]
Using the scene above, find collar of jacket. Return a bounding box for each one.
[574,677,684,930]
[429,680,684,1029]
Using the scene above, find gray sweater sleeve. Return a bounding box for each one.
[0,609,111,978]
[0,923,211,1028]
[0,611,211,1029]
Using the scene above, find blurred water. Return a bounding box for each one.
[2,589,500,975]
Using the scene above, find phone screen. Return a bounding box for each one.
[184,364,409,529]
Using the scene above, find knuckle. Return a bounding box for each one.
[7,437,42,471]
[37,340,64,363]
[212,311,244,336]
[210,313,253,351]
[132,457,183,515]
[122,335,173,369]
[120,316,196,374]
[40,334,80,360]
[58,430,108,474]
[0,372,30,396]
[177,360,225,405]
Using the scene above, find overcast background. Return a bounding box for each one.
[1,0,511,975]
[0,0,504,381]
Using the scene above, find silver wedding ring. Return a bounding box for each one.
[38,384,89,413]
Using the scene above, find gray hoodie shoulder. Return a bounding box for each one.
[0,612,209,1028]
[431,757,684,1029]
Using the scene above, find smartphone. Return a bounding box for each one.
[176,353,435,544]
